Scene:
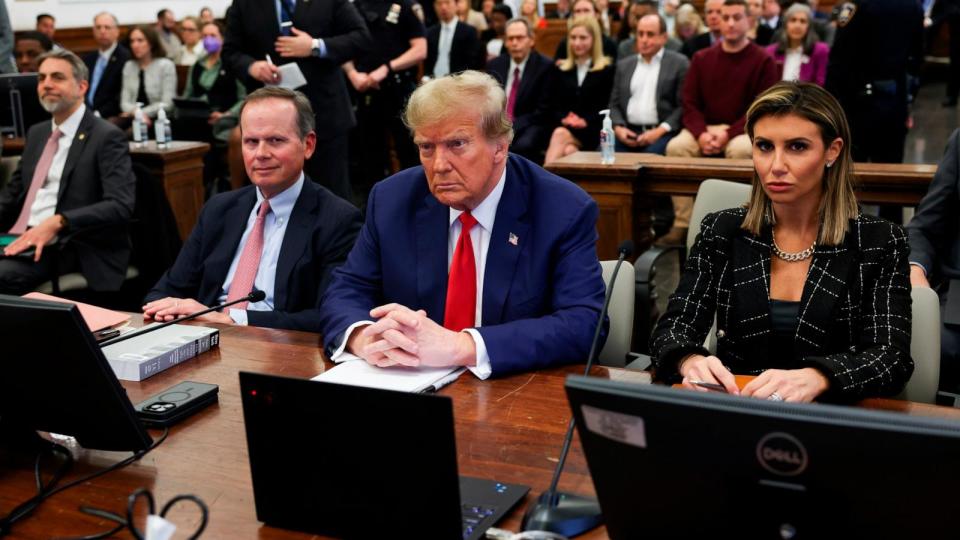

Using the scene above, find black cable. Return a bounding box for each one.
[0,428,169,537]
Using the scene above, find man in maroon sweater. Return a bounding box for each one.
[659,0,777,245]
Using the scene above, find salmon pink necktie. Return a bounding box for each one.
[226,199,270,310]
[9,128,62,234]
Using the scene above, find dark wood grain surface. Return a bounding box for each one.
[2,322,958,538]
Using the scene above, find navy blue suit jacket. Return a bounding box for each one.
[318,154,606,376]
[146,178,362,332]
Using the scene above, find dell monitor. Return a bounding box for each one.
[0,295,152,452]
[0,73,49,139]
[565,376,960,539]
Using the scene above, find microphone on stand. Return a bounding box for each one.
[521,240,634,537]
[99,290,266,348]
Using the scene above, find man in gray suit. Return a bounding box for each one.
[608,13,688,155]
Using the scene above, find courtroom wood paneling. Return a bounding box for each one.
[547,151,937,260]
[129,141,209,241]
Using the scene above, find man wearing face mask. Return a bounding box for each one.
[178,21,247,192]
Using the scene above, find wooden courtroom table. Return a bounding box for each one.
[547,152,939,259]
[2,137,207,242]
[4,323,960,538]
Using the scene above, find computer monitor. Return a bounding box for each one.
[0,73,49,139]
[565,376,960,539]
[0,295,152,452]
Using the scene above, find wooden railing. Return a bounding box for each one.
[546,151,937,259]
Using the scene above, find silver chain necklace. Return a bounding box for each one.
[771,230,816,262]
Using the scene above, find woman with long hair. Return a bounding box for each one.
[650,82,912,403]
[119,25,177,128]
[765,3,829,85]
[543,16,615,163]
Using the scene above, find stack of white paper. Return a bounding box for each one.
[312,354,465,393]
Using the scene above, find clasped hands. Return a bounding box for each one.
[679,354,829,403]
[347,303,476,369]
[697,126,730,156]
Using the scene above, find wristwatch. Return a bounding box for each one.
[311,38,322,57]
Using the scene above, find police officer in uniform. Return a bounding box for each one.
[344,0,427,208]
[825,0,923,164]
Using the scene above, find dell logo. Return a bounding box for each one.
[756,432,808,476]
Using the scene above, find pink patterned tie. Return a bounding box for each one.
[9,128,62,234]
[226,199,271,310]
[507,67,520,121]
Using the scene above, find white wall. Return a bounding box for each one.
[6,0,234,31]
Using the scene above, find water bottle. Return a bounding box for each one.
[155,106,171,148]
[132,102,145,144]
[599,109,615,165]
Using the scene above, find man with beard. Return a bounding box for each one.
[0,50,135,294]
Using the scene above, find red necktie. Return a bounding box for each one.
[507,67,521,121]
[444,212,478,331]
[9,128,62,234]
[226,199,271,310]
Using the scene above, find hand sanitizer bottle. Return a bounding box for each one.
[132,102,144,144]
[599,109,615,165]
[155,106,171,148]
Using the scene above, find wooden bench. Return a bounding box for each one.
[546,151,937,259]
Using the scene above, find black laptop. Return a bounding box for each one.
[565,376,960,539]
[239,371,529,539]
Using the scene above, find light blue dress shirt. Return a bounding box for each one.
[219,174,304,325]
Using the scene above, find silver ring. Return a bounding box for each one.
[768,392,783,402]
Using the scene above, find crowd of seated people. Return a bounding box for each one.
[0,0,948,395]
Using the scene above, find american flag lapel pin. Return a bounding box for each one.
[508,233,518,246]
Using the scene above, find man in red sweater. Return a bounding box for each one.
[659,0,777,245]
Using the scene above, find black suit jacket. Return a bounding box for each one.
[651,208,913,401]
[908,128,960,285]
[145,179,362,332]
[608,50,689,132]
[82,44,132,120]
[548,63,615,150]
[425,20,482,76]
[486,51,554,136]
[222,0,372,140]
[0,110,135,290]
[681,32,715,58]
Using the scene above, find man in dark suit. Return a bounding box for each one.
[426,0,482,77]
[682,0,724,57]
[908,129,960,392]
[609,13,689,155]
[318,70,606,378]
[486,18,553,162]
[0,50,135,294]
[223,0,371,202]
[82,12,131,121]
[144,88,361,332]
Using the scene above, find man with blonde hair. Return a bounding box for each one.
[319,70,606,378]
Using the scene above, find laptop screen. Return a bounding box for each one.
[565,376,960,539]
[239,371,463,538]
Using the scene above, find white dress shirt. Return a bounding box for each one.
[781,47,804,82]
[626,49,671,131]
[28,104,86,228]
[576,59,591,86]
[434,18,458,77]
[218,174,304,325]
[332,167,509,380]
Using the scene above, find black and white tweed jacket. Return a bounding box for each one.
[651,207,914,401]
